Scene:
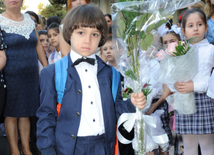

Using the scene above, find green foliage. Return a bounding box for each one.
[122,81,152,99]
[141,82,152,99]
[49,0,66,5]
[0,1,5,13]
[168,110,174,116]
[40,3,66,19]
[173,38,193,56]
[122,87,134,98]
[116,3,167,81]
[125,69,137,81]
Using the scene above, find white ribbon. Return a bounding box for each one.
[117,111,169,148]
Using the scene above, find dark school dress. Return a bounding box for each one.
[0,14,39,117]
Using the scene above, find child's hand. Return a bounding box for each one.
[145,103,157,115]
[174,80,194,93]
[131,92,146,109]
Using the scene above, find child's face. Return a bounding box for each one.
[39,34,49,51]
[48,29,59,47]
[102,41,117,62]
[210,0,214,5]
[182,12,207,44]
[162,33,179,48]
[72,0,87,8]
[105,16,112,26]
[70,27,101,57]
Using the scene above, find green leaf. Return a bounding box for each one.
[138,31,146,39]
[125,69,137,81]
[136,13,152,31]
[146,23,156,34]
[154,19,167,30]
[126,24,137,36]
[144,33,153,47]
[140,40,147,51]
[116,20,126,39]
[140,33,153,51]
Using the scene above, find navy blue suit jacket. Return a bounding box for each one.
[36,54,136,155]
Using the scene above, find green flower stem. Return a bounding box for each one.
[134,80,145,155]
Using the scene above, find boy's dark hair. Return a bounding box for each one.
[182,8,207,31]
[47,22,60,34]
[25,11,39,23]
[104,14,112,20]
[106,35,112,42]
[37,30,47,36]
[46,16,61,29]
[63,4,108,47]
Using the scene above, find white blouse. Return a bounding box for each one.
[192,39,214,92]
[207,72,214,98]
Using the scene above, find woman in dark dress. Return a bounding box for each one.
[0,0,47,154]
[0,44,6,119]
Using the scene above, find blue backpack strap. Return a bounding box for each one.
[111,66,121,102]
[55,55,68,104]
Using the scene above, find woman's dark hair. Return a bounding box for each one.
[104,14,112,20]
[25,11,39,23]
[181,8,207,31]
[37,30,47,36]
[47,23,60,34]
[63,4,108,47]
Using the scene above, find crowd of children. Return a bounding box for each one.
[0,0,214,155]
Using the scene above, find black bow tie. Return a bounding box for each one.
[72,57,95,66]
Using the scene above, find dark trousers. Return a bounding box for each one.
[74,134,106,155]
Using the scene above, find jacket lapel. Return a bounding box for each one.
[96,55,106,74]
[67,54,81,86]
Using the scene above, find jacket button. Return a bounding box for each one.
[71,135,75,139]
[76,112,80,117]
[77,90,81,94]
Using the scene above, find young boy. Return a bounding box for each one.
[36,5,146,155]
[102,35,120,68]
[37,30,49,73]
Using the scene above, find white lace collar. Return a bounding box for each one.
[0,13,35,39]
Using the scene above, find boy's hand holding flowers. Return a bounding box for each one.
[131,92,147,109]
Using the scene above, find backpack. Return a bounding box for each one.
[55,55,121,116]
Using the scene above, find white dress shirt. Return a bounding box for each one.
[48,50,62,65]
[70,50,105,136]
